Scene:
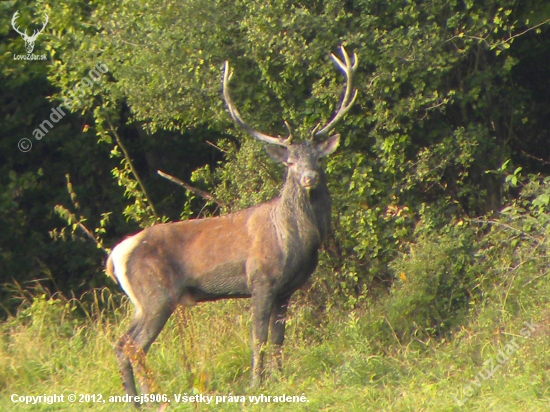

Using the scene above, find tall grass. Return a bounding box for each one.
[3,195,550,410]
[2,281,550,411]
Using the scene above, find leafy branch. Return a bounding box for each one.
[107,118,159,220]
[51,174,111,254]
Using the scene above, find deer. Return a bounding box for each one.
[106,45,358,407]
[11,11,49,54]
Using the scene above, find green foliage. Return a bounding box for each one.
[192,139,283,212]
[7,294,80,340]
[4,0,550,333]
[384,220,479,339]
[476,174,550,319]
[368,172,550,344]
[110,145,159,227]
[50,174,111,254]
[4,1,550,408]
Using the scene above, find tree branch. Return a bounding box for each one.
[107,119,159,219]
[157,170,227,208]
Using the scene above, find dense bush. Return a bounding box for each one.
[3,2,550,408]
[2,0,550,319]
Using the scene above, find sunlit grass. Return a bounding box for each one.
[1,277,550,411]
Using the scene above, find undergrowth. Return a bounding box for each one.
[3,178,550,410]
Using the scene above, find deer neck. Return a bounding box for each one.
[275,173,332,250]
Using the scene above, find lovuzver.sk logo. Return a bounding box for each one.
[12,10,48,60]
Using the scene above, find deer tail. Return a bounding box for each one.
[105,254,118,284]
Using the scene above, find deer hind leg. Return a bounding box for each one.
[117,301,174,406]
[116,320,140,401]
[270,296,291,373]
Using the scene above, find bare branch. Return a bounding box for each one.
[157,170,227,208]
[205,140,228,153]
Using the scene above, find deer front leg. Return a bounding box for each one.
[270,296,290,373]
[251,289,274,388]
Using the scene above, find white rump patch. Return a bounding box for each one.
[110,233,144,317]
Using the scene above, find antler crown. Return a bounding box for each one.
[222,45,358,146]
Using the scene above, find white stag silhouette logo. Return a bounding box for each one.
[12,11,49,54]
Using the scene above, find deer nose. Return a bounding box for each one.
[301,171,319,188]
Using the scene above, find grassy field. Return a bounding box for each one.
[1,268,550,412]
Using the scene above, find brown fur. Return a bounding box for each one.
[109,126,341,409]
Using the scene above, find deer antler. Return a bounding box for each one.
[11,11,48,40]
[223,61,292,147]
[11,11,27,38]
[313,45,358,139]
[29,13,49,41]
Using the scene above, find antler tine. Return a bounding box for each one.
[314,45,359,139]
[282,120,293,144]
[11,11,27,37]
[39,14,49,33]
[223,61,290,147]
[309,122,322,139]
[29,14,48,40]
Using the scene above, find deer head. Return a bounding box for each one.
[223,46,358,190]
[12,11,49,54]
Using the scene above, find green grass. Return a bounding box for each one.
[1,276,550,411]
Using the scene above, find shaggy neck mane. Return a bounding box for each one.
[274,171,332,252]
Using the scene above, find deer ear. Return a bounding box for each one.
[265,145,289,164]
[316,134,340,158]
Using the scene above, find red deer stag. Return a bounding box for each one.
[107,46,357,406]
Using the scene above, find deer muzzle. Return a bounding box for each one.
[300,171,320,188]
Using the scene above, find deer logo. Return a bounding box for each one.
[11,11,49,54]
